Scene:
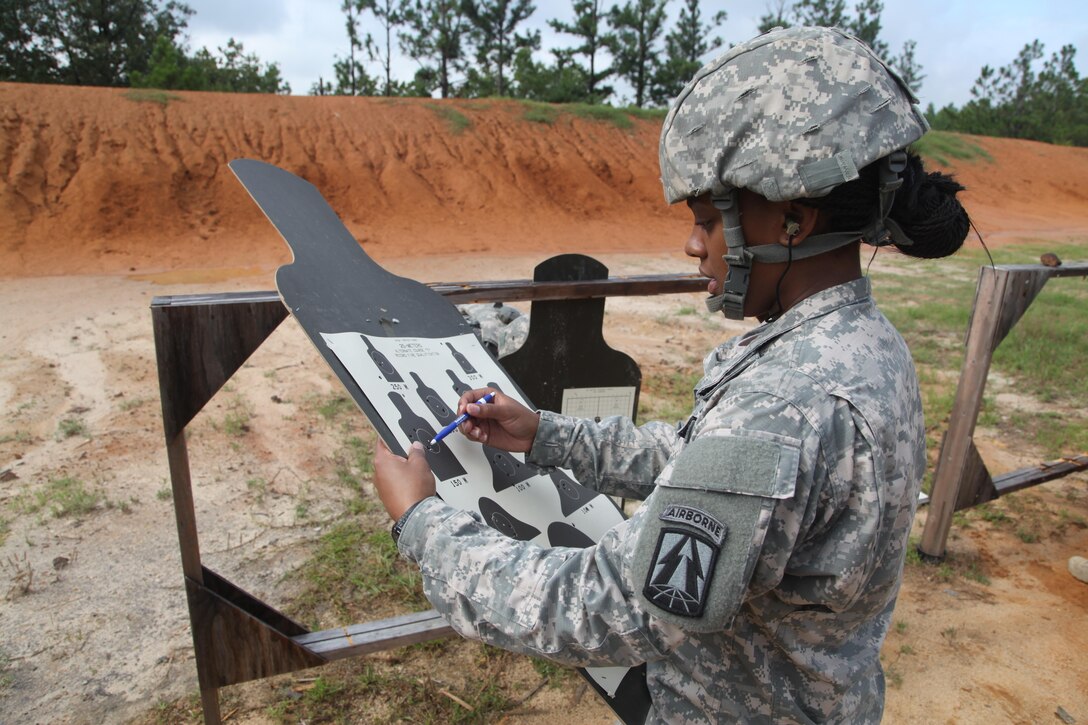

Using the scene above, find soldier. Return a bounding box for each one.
[373,26,971,723]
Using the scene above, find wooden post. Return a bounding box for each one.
[919,262,1088,558]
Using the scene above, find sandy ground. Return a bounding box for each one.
[2,84,1088,724]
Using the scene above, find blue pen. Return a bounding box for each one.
[429,392,496,446]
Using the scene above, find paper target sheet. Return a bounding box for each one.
[321,331,625,549]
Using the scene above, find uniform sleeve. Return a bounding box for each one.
[527,410,682,500]
[397,496,686,667]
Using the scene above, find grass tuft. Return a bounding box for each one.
[123,88,180,106]
[55,417,89,441]
[522,101,559,124]
[16,476,103,518]
[912,131,993,166]
[429,104,472,134]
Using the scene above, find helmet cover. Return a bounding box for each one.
[659,26,928,204]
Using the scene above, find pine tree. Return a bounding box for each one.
[361,0,405,96]
[845,0,886,57]
[651,0,725,106]
[335,0,374,95]
[548,0,614,102]
[464,0,539,96]
[892,39,924,95]
[793,0,847,29]
[933,40,1087,146]
[608,0,668,107]
[34,0,193,87]
[132,35,290,93]
[757,0,791,33]
[0,0,58,82]
[400,0,470,98]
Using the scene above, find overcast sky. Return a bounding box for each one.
[181,0,1088,110]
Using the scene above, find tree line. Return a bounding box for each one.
[2,0,921,106]
[314,0,924,107]
[1,0,289,93]
[928,41,1087,147]
[2,1,1084,146]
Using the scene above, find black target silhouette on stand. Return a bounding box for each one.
[388,391,465,481]
[445,371,539,491]
[362,335,404,383]
[478,497,541,541]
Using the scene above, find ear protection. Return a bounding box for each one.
[783,216,801,239]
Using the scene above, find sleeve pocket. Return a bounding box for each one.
[633,431,802,633]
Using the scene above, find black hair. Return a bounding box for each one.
[798,150,970,259]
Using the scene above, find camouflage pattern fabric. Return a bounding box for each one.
[458,302,528,357]
[659,26,928,204]
[398,278,924,723]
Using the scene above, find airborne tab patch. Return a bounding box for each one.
[659,504,727,545]
[643,528,720,617]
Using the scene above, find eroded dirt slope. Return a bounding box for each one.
[3,82,1088,278]
[0,84,688,276]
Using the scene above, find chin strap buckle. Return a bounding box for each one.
[709,192,750,320]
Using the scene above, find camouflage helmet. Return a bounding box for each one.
[659,25,927,204]
[659,26,927,320]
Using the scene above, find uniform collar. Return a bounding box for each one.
[700,278,873,395]
[758,277,872,341]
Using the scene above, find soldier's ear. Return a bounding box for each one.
[777,204,820,247]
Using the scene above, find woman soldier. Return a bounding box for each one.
[373,25,970,723]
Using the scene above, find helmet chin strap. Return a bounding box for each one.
[704,152,911,321]
[706,193,749,320]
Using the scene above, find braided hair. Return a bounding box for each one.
[799,150,971,259]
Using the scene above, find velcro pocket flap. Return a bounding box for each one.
[664,431,800,499]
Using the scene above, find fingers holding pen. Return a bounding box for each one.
[456,387,496,442]
[455,387,539,452]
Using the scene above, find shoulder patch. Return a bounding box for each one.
[659,504,727,545]
[643,527,721,617]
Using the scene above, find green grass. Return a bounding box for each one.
[118,396,147,412]
[912,130,993,166]
[123,88,181,106]
[513,100,666,130]
[55,417,89,441]
[566,102,635,129]
[0,649,13,692]
[428,104,472,134]
[246,476,267,502]
[222,409,250,436]
[15,476,103,518]
[262,661,515,723]
[334,434,375,493]
[288,520,426,627]
[530,656,575,688]
[210,395,254,437]
[636,368,701,425]
[0,430,33,444]
[522,101,559,124]
[312,393,355,421]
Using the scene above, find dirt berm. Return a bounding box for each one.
[3,82,1088,278]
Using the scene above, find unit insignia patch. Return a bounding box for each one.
[643,528,720,617]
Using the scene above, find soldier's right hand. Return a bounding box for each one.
[456,387,540,453]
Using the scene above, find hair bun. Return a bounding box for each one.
[892,157,970,259]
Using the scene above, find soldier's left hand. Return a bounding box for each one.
[373,439,435,520]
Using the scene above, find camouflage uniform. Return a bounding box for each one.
[458,302,529,357]
[398,277,924,723]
